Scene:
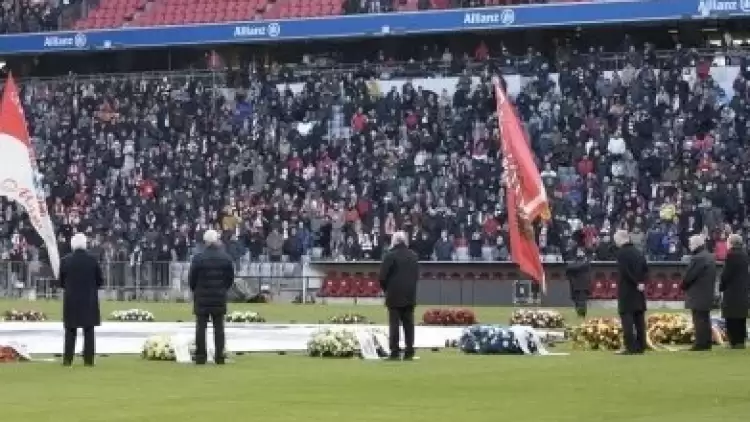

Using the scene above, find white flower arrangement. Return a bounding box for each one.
[109,309,155,322]
[306,328,388,358]
[307,328,360,358]
[141,335,230,362]
[141,335,176,361]
[225,311,265,323]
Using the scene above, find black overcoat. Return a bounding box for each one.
[59,250,104,328]
[566,260,591,297]
[615,243,648,313]
[379,244,420,308]
[188,246,235,316]
[719,247,750,319]
[682,247,718,312]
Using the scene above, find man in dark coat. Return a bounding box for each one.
[719,234,749,348]
[565,248,591,318]
[613,230,648,355]
[682,234,718,351]
[188,229,235,364]
[379,231,419,360]
[59,233,104,366]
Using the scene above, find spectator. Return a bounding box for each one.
[266,229,283,262]
[1,38,748,280]
[0,0,64,33]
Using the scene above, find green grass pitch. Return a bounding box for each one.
[1,300,749,422]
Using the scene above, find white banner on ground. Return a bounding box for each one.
[509,325,568,356]
[173,336,192,363]
[0,322,465,355]
[355,328,381,360]
[372,330,391,357]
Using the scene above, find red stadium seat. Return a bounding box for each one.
[604,280,618,300]
[665,280,683,300]
[590,279,606,299]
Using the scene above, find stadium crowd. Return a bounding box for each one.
[0,0,63,33]
[0,39,748,270]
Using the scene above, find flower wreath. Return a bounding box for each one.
[2,310,46,322]
[109,309,155,322]
[422,308,478,326]
[459,325,544,355]
[509,308,565,329]
[225,311,266,323]
[329,313,370,324]
[141,335,230,362]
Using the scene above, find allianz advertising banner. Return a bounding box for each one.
[0,0,748,55]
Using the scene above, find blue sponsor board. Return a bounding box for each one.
[0,0,748,55]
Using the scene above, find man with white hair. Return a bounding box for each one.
[682,234,717,351]
[719,234,749,348]
[59,233,105,366]
[188,229,235,364]
[379,231,420,360]
[613,229,649,355]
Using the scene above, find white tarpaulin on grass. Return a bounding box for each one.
[0,322,465,355]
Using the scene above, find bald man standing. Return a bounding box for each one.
[189,229,235,364]
[379,231,420,360]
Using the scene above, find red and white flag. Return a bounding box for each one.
[494,78,549,293]
[0,74,60,278]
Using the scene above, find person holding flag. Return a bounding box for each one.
[0,74,60,279]
[493,78,549,295]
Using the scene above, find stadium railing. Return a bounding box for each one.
[0,259,707,307]
[14,45,740,88]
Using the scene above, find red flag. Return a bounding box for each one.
[0,73,60,278]
[0,74,32,149]
[494,79,549,293]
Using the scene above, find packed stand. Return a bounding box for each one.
[0,0,64,33]
[344,0,560,14]
[0,41,748,278]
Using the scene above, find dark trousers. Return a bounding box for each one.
[572,291,588,318]
[725,318,747,346]
[195,313,226,364]
[63,326,95,365]
[691,310,712,349]
[388,306,415,358]
[619,311,646,353]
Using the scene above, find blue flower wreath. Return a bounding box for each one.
[459,325,540,355]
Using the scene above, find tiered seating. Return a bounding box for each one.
[264,0,342,19]
[132,0,266,26]
[74,0,149,29]
[318,271,382,297]
[71,0,591,29]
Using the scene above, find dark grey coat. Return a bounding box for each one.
[682,247,718,312]
[719,247,750,319]
[60,250,104,328]
[379,244,419,308]
[188,246,235,316]
[615,243,648,313]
